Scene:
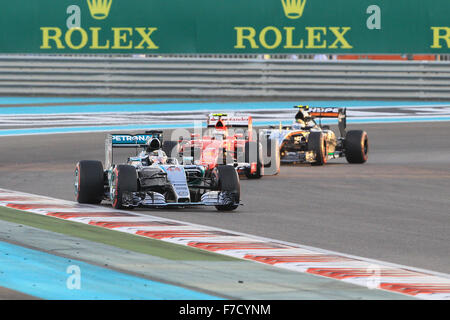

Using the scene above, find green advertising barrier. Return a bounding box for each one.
[0,0,449,54]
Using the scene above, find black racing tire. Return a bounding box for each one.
[162,140,179,158]
[244,141,263,179]
[345,130,369,164]
[214,165,240,211]
[75,160,104,204]
[308,132,328,166]
[111,165,138,209]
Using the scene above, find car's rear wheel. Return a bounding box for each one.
[244,141,263,179]
[345,130,369,164]
[75,160,104,204]
[214,165,240,211]
[308,132,328,166]
[110,165,138,209]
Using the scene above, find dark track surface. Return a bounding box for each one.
[0,122,449,274]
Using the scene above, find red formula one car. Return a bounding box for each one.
[173,113,279,179]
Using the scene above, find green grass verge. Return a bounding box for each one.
[0,205,237,262]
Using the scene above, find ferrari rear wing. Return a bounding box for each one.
[206,113,253,131]
[105,131,163,168]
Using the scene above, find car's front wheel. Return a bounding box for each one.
[308,132,328,166]
[110,165,138,209]
[213,165,240,211]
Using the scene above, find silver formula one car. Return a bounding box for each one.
[74,131,240,211]
[261,105,369,165]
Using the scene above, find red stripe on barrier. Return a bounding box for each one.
[243,254,354,265]
[306,268,424,280]
[380,283,450,295]
[136,230,233,239]
[188,242,289,252]
[88,220,185,228]
[46,212,136,219]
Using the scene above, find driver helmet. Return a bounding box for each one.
[148,150,168,165]
[294,106,310,128]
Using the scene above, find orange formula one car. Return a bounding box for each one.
[261,105,369,165]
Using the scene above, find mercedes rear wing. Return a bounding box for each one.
[105,131,163,168]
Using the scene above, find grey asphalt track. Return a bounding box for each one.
[0,286,40,300]
[0,121,449,274]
